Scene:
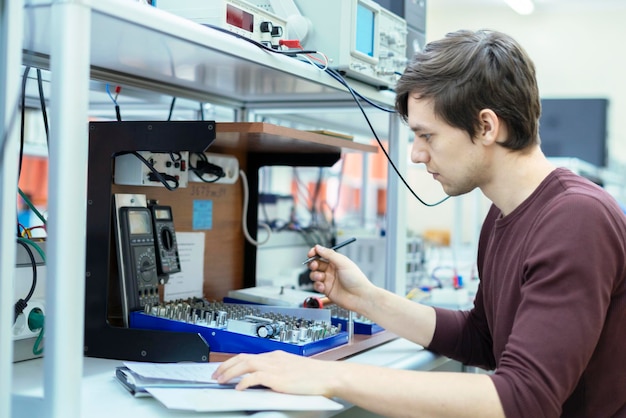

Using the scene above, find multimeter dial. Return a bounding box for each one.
[134,247,157,282]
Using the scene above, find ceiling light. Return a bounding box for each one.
[504,0,535,15]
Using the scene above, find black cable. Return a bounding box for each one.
[204,23,448,207]
[167,96,176,121]
[309,167,324,222]
[189,152,225,183]
[115,151,180,190]
[14,239,38,324]
[18,66,31,180]
[323,67,395,113]
[132,151,179,190]
[36,69,49,145]
[324,67,451,207]
[16,66,32,236]
[204,24,320,55]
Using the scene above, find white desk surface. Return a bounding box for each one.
[12,338,447,418]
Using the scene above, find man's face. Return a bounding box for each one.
[407,94,488,197]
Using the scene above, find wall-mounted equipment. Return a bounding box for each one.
[114,151,189,188]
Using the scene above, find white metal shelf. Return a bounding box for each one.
[23,0,396,108]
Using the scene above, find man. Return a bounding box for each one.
[214,30,626,417]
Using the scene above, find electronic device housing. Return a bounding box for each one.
[154,0,287,48]
[294,0,407,89]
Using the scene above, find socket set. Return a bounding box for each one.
[329,305,384,335]
[225,287,384,335]
[129,299,348,356]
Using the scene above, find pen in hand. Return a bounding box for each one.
[302,237,357,265]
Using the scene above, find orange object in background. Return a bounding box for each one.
[423,229,451,246]
[18,156,48,208]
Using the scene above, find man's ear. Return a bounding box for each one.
[477,109,501,145]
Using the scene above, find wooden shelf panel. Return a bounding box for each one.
[213,122,379,154]
[209,331,398,363]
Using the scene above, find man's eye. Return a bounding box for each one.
[421,134,432,141]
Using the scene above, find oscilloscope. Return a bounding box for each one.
[292,0,408,89]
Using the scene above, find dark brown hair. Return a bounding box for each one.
[395,29,541,150]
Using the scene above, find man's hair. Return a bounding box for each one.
[395,29,541,150]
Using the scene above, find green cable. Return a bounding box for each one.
[18,187,47,225]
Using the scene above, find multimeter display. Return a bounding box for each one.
[153,207,172,221]
[128,210,151,234]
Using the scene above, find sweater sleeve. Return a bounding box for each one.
[489,194,622,418]
[429,191,625,418]
[428,290,497,370]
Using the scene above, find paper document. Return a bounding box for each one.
[123,361,236,384]
[115,367,233,397]
[118,361,343,411]
[147,387,344,412]
[164,232,205,300]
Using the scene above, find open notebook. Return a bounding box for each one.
[115,361,343,412]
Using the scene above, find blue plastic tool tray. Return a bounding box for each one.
[223,296,384,335]
[129,311,348,357]
[331,317,384,335]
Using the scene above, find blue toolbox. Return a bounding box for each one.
[130,300,348,356]
[225,286,384,335]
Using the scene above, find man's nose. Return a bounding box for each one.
[411,139,429,164]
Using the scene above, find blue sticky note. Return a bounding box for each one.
[192,200,213,230]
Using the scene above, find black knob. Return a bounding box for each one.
[161,228,173,251]
[260,21,273,33]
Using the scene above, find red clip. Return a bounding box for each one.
[279,39,303,49]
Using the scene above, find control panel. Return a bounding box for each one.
[154,0,287,48]
[114,151,189,188]
[293,0,408,89]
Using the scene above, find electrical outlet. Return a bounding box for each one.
[114,151,189,188]
[189,152,239,184]
[13,298,45,341]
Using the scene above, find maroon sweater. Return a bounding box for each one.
[428,168,626,417]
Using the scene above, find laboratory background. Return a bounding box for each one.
[3,0,625,417]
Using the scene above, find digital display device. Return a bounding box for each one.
[293,0,407,89]
[355,3,376,58]
[128,210,151,235]
[226,4,254,32]
[153,207,172,220]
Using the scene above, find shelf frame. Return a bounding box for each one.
[7,2,408,417]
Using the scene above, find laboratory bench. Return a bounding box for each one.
[12,337,455,418]
[2,1,405,416]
